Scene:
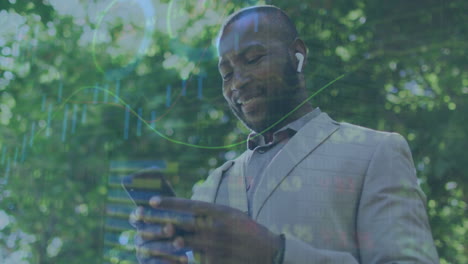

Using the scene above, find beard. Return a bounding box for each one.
[229,58,301,133]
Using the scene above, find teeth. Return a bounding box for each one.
[244,98,254,104]
[237,96,257,105]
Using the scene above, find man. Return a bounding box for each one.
[132,5,439,264]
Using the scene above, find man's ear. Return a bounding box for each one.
[289,38,308,72]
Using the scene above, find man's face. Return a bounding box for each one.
[218,14,300,133]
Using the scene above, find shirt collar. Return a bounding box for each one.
[247,107,322,150]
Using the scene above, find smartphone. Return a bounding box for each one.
[121,168,176,208]
[122,169,194,257]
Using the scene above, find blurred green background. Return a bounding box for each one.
[0,0,466,263]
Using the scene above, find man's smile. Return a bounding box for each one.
[240,96,264,114]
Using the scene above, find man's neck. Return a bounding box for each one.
[262,103,314,143]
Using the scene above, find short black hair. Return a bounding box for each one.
[217,5,299,48]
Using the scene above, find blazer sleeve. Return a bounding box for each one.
[281,133,439,264]
[282,235,359,263]
[356,133,439,263]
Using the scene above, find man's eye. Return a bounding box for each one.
[247,55,264,64]
[223,72,233,81]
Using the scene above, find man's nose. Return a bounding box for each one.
[231,70,251,92]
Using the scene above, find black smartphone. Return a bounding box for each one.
[122,168,194,257]
[121,168,176,208]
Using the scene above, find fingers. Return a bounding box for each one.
[129,206,145,228]
[136,239,189,264]
[138,223,175,241]
[132,205,199,231]
[147,210,195,226]
[150,197,239,218]
[138,197,247,235]
[141,207,197,228]
[132,207,178,242]
[136,234,231,264]
[144,210,216,234]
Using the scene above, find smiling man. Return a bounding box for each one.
[218,7,309,139]
[132,5,439,264]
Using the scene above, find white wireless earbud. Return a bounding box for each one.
[295,53,304,73]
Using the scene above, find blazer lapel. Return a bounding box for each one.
[226,152,250,213]
[252,112,340,219]
[191,160,234,203]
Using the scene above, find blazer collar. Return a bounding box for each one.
[246,108,322,150]
[251,111,340,219]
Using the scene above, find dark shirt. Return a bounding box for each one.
[215,107,322,216]
[244,108,321,215]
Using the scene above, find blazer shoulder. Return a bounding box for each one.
[331,121,404,147]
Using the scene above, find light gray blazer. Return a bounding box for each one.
[192,111,439,263]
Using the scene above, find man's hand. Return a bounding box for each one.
[132,197,283,264]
